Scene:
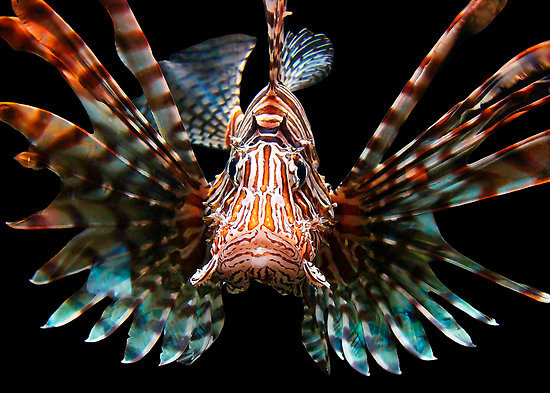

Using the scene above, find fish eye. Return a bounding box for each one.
[227,157,239,183]
[294,160,308,189]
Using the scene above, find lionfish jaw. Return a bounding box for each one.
[191,229,328,291]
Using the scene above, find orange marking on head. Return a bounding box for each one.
[263,194,275,231]
[248,195,260,230]
[230,189,247,222]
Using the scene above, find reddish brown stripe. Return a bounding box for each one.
[136,64,163,91]
[115,30,148,52]
[262,145,271,192]
[243,159,251,185]
[43,125,86,153]
[255,104,285,116]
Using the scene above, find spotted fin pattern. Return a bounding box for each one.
[301,0,550,375]
[0,0,220,365]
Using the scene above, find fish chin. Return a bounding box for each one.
[215,229,306,294]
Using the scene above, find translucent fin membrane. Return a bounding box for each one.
[134,35,256,150]
[341,0,509,187]
[1,0,218,366]
[306,0,549,375]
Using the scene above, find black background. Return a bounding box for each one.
[0,0,548,389]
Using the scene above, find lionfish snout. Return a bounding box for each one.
[214,228,306,293]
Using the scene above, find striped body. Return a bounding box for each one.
[195,84,334,294]
[189,0,335,294]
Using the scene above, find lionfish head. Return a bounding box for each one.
[193,100,334,295]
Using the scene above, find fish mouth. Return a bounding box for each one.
[216,229,305,293]
[190,229,329,293]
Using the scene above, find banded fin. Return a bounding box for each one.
[178,283,223,365]
[122,283,174,363]
[350,281,401,374]
[302,285,331,374]
[342,0,509,187]
[134,35,256,150]
[263,0,290,88]
[43,287,106,328]
[315,1,549,375]
[312,223,486,374]
[159,288,196,365]
[280,28,334,91]
[101,0,204,184]
[340,292,370,376]
[1,0,223,367]
[133,27,333,150]
[345,43,550,220]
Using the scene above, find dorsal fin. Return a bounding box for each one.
[263,0,290,89]
[133,34,256,150]
[132,27,333,151]
[281,28,334,91]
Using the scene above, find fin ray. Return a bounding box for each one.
[281,28,334,91]
[134,34,256,150]
[341,0,509,186]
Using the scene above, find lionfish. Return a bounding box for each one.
[1,0,548,376]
